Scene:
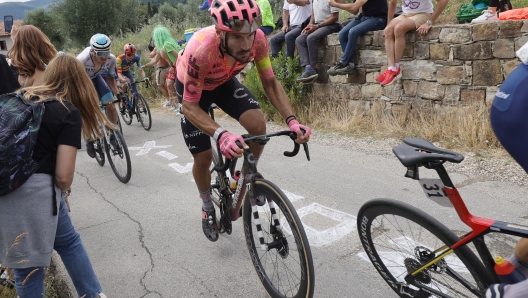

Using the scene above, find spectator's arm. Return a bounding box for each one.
[329,0,366,14]
[317,11,339,27]
[416,0,448,34]
[428,0,449,23]
[387,0,398,24]
[287,0,310,6]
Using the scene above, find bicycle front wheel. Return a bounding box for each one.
[105,130,132,183]
[94,139,105,166]
[136,93,152,131]
[243,179,315,298]
[357,198,491,297]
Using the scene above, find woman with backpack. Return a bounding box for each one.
[0,55,109,298]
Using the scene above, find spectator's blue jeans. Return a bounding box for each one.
[270,25,302,58]
[338,15,386,64]
[122,69,137,95]
[14,196,102,298]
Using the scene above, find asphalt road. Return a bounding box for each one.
[61,109,528,298]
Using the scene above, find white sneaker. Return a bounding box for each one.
[471,10,498,23]
[162,101,171,108]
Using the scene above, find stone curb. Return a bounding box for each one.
[50,251,76,297]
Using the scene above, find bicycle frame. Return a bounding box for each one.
[397,146,528,294]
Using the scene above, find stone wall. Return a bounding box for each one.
[310,20,528,111]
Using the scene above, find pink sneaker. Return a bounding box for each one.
[376,69,390,83]
[381,68,402,86]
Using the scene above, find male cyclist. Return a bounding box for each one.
[176,0,311,242]
[116,43,148,103]
[77,33,122,157]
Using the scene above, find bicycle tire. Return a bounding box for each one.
[105,130,132,183]
[357,198,492,298]
[117,114,123,135]
[243,179,315,298]
[94,139,105,166]
[136,93,152,131]
[120,100,133,125]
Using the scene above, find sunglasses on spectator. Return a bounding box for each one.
[226,15,262,33]
[94,51,110,57]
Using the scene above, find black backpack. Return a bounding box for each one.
[0,93,54,196]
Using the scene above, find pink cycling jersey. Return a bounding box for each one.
[176,25,275,103]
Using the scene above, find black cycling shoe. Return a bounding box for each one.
[256,195,267,207]
[202,208,219,242]
[109,133,119,151]
[86,141,96,158]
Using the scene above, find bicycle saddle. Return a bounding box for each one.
[392,138,464,167]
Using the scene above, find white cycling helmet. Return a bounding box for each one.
[90,33,112,52]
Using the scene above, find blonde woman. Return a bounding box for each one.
[7,25,57,87]
[0,55,109,298]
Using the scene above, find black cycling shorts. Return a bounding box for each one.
[176,77,260,155]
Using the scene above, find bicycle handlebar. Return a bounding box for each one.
[122,79,150,89]
[212,130,310,172]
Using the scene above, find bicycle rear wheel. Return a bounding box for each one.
[94,139,105,166]
[136,93,152,131]
[105,130,132,183]
[243,179,315,298]
[119,100,133,125]
[357,198,492,297]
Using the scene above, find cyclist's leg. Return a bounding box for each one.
[123,70,137,95]
[176,79,219,241]
[215,77,264,159]
[156,66,170,99]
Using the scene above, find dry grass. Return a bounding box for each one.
[295,96,504,155]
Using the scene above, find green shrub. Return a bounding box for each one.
[243,52,306,121]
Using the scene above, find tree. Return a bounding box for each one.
[148,2,153,17]
[24,8,64,49]
[51,0,142,47]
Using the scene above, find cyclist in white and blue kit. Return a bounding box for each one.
[77,33,124,157]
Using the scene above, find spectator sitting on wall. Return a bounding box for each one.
[327,0,388,76]
[269,0,312,59]
[295,0,341,82]
[256,0,276,35]
[471,0,512,23]
[376,0,448,86]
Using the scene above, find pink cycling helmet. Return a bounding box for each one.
[210,0,262,33]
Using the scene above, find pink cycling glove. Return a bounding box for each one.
[218,131,245,159]
[288,119,312,139]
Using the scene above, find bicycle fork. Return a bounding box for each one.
[245,173,284,252]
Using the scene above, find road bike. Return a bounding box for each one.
[93,100,132,184]
[357,138,528,297]
[207,105,315,298]
[119,79,152,131]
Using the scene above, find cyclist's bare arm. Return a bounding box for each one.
[260,76,310,143]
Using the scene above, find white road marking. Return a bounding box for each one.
[280,202,357,247]
[128,141,171,156]
[156,151,178,160]
[282,190,304,203]
[168,162,193,173]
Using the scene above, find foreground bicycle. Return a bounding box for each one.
[208,106,315,298]
[357,138,528,297]
[93,100,132,183]
[119,79,152,131]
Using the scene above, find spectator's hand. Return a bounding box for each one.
[328,0,337,7]
[282,25,289,34]
[287,119,311,143]
[141,65,147,70]
[218,131,248,159]
[302,24,317,34]
[416,23,432,35]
